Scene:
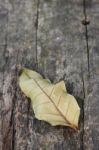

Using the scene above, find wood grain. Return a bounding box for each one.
[0,0,98,149]
[83,0,99,150]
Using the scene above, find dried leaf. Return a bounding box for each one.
[19,68,80,130]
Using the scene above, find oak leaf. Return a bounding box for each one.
[19,68,80,130]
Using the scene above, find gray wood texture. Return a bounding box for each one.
[0,0,99,150]
[83,0,99,150]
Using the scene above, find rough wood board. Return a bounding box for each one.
[0,0,98,150]
[1,0,38,149]
[83,0,99,150]
[37,0,87,149]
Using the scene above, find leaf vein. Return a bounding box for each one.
[65,100,71,117]
[72,110,79,125]
[33,84,51,100]
[50,86,55,96]
[33,101,50,109]
[57,92,63,106]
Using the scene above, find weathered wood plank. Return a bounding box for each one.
[0,45,6,150]
[1,0,38,149]
[0,2,8,149]
[2,0,99,149]
[37,0,87,149]
[84,0,99,149]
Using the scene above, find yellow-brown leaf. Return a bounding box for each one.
[19,68,80,130]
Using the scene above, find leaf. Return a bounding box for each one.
[19,68,80,130]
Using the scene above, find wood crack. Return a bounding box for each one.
[83,0,90,76]
[3,12,9,84]
[80,66,86,150]
[81,0,90,149]
[2,11,10,150]
[11,52,20,150]
[26,2,40,146]
[35,0,40,68]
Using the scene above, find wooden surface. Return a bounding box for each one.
[0,0,99,150]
